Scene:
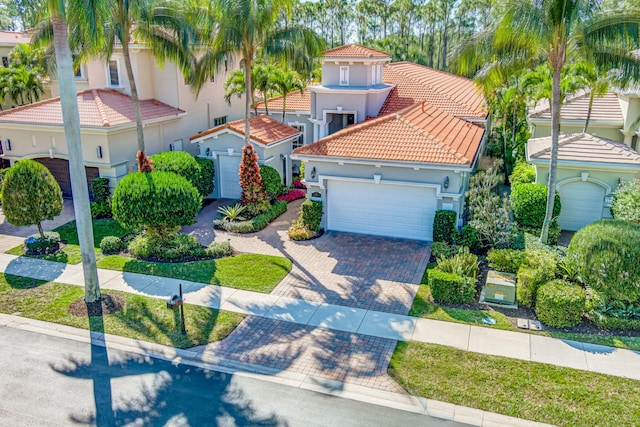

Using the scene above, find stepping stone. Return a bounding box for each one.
[516,318,529,329]
[529,320,543,331]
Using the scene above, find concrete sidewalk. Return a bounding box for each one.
[1,252,639,381]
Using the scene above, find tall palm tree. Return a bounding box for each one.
[454,1,640,243]
[47,0,103,303]
[272,68,304,122]
[192,0,324,147]
[572,62,611,133]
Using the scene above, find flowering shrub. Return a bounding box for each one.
[292,178,306,189]
[277,189,305,202]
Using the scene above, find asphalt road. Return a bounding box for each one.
[0,325,468,427]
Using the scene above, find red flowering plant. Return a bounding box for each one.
[239,145,269,216]
[292,178,306,189]
[277,189,306,202]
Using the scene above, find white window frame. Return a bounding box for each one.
[107,59,120,86]
[288,122,306,148]
[339,66,349,86]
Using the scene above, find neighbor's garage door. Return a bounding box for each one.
[218,155,242,199]
[327,180,438,241]
[33,158,99,199]
[557,180,605,231]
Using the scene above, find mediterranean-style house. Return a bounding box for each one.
[526,89,640,231]
[192,44,489,241]
[0,37,243,197]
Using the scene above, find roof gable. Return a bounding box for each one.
[190,115,300,146]
[529,91,623,122]
[0,89,184,127]
[255,88,311,112]
[527,133,640,166]
[323,44,390,59]
[293,102,484,166]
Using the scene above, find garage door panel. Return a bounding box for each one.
[327,180,437,241]
[219,155,242,199]
[33,158,99,199]
[557,181,605,231]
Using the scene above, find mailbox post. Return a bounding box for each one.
[166,283,186,334]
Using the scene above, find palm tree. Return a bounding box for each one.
[454,1,640,243]
[572,62,611,133]
[191,0,324,147]
[47,0,102,303]
[272,68,304,122]
[253,62,277,116]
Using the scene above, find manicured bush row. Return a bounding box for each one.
[428,268,476,304]
[129,232,206,260]
[565,220,640,303]
[194,156,215,197]
[510,183,561,229]
[536,280,586,328]
[433,210,457,243]
[214,201,288,233]
[588,314,640,331]
[301,199,322,232]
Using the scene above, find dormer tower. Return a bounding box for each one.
[309,44,393,142]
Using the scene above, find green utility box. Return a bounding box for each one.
[484,270,516,305]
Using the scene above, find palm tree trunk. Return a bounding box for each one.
[540,64,562,244]
[51,11,101,303]
[122,39,145,154]
[583,91,595,133]
[282,93,287,123]
[244,58,252,146]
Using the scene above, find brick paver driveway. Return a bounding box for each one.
[186,199,431,391]
[185,199,430,315]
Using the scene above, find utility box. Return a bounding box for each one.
[484,270,516,305]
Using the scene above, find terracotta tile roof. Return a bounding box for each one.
[293,102,484,166]
[190,114,300,146]
[529,91,623,122]
[255,88,311,112]
[380,62,487,119]
[527,133,640,166]
[323,44,390,59]
[0,89,184,127]
[0,31,30,45]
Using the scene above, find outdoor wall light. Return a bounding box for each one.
[4,139,10,151]
[205,147,211,157]
[311,166,317,179]
[443,176,450,189]
[96,146,103,158]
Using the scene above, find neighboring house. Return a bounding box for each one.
[190,115,300,199]
[0,41,243,195]
[527,86,640,231]
[526,133,640,231]
[0,31,30,67]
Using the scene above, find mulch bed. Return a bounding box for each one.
[68,293,125,317]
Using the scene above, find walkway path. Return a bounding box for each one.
[1,252,639,385]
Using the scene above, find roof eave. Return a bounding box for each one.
[290,153,474,171]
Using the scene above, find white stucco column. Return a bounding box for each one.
[621,129,634,146]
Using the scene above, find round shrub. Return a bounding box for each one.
[509,162,536,188]
[565,220,640,303]
[194,156,215,197]
[536,280,586,328]
[150,152,204,196]
[1,159,62,235]
[100,236,124,254]
[112,171,202,236]
[259,165,282,199]
[510,183,561,228]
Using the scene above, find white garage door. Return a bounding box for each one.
[219,155,242,199]
[327,180,438,241]
[557,181,605,231]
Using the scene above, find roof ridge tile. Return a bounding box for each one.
[91,89,110,127]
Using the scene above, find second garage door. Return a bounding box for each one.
[218,155,242,199]
[327,180,438,241]
[557,180,606,231]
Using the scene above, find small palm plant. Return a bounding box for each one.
[217,203,247,222]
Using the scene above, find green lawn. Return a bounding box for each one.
[0,273,245,348]
[412,262,640,351]
[389,342,640,427]
[7,218,292,293]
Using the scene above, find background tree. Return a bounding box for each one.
[454,0,640,243]
[1,159,62,239]
[272,68,304,122]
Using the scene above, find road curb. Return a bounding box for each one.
[0,313,555,427]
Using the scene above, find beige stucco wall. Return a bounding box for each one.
[530,120,624,142]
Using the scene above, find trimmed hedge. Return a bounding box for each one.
[516,265,555,308]
[433,210,457,243]
[565,220,640,303]
[487,249,526,274]
[302,199,323,232]
[509,162,536,188]
[428,268,476,304]
[91,177,111,204]
[260,165,282,200]
[610,178,640,224]
[510,183,561,228]
[214,201,287,233]
[206,241,233,258]
[536,280,586,328]
[194,156,215,197]
[128,232,206,260]
[100,236,124,254]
